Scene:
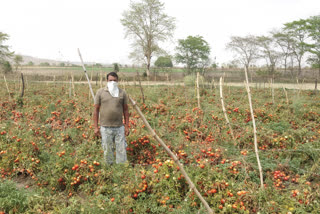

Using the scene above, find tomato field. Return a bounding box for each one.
[0,81,319,213]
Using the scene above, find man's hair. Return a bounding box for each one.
[107,72,118,81]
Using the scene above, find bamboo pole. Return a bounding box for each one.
[196,72,201,109]
[3,75,11,100]
[77,48,95,101]
[244,67,264,190]
[271,78,275,104]
[282,86,289,105]
[71,73,76,97]
[136,71,145,103]
[219,77,235,141]
[129,96,213,214]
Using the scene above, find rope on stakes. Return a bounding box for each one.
[129,96,214,214]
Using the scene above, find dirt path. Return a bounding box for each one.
[36,80,318,91]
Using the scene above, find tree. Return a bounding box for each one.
[175,35,211,74]
[0,32,13,62]
[257,35,281,76]
[0,61,12,74]
[154,56,173,79]
[226,35,259,75]
[283,19,309,77]
[13,55,23,72]
[121,0,176,76]
[154,56,173,68]
[271,30,295,74]
[27,61,34,66]
[305,15,320,78]
[113,63,120,72]
[0,32,14,74]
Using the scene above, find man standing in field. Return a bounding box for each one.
[93,72,129,164]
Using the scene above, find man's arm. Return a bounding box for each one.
[123,104,130,136]
[93,104,100,136]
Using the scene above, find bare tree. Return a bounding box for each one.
[226,35,260,77]
[121,0,176,77]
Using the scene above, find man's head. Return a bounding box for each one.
[107,72,118,82]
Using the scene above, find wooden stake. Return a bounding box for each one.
[219,77,235,140]
[244,67,264,190]
[282,86,289,105]
[20,73,25,98]
[271,78,275,104]
[136,72,145,103]
[197,72,201,109]
[129,96,214,214]
[3,75,11,100]
[72,73,76,96]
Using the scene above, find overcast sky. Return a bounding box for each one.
[1,0,319,65]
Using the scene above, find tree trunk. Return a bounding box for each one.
[146,55,151,77]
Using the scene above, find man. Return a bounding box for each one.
[93,72,129,164]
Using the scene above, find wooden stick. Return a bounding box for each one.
[271,78,275,104]
[219,77,235,140]
[71,73,76,96]
[77,48,95,101]
[129,96,213,214]
[20,73,25,98]
[136,71,145,103]
[3,75,11,100]
[197,72,201,109]
[244,67,264,190]
[282,86,289,105]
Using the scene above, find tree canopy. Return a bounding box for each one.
[305,15,320,75]
[175,35,211,74]
[0,32,13,62]
[154,56,173,68]
[121,0,175,76]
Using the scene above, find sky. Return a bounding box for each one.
[1,0,319,65]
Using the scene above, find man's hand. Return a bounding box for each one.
[94,127,101,137]
[125,125,130,136]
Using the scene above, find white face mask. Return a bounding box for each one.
[107,81,119,97]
